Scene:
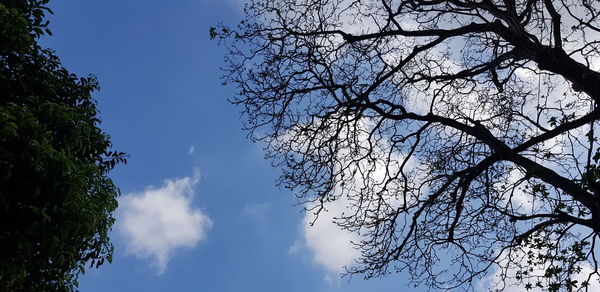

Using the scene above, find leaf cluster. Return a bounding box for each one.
[0,1,126,290]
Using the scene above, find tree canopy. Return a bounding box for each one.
[0,0,126,290]
[216,0,600,290]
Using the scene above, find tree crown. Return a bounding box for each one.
[216,0,600,290]
[0,1,126,290]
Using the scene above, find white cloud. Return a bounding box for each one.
[117,169,212,274]
[188,145,195,155]
[301,197,361,276]
[287,117,413,280]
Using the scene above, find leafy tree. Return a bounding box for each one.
[0,0,126,290]
[215,0,600,290]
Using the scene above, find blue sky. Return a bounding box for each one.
[42,1,427,291]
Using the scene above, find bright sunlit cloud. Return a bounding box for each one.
[301,198,360,276]
[117,169,212,274]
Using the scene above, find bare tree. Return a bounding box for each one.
[214,0,600,290]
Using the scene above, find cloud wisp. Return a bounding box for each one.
[117,170,212,274]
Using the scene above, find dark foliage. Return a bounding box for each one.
[0,1,126,290]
